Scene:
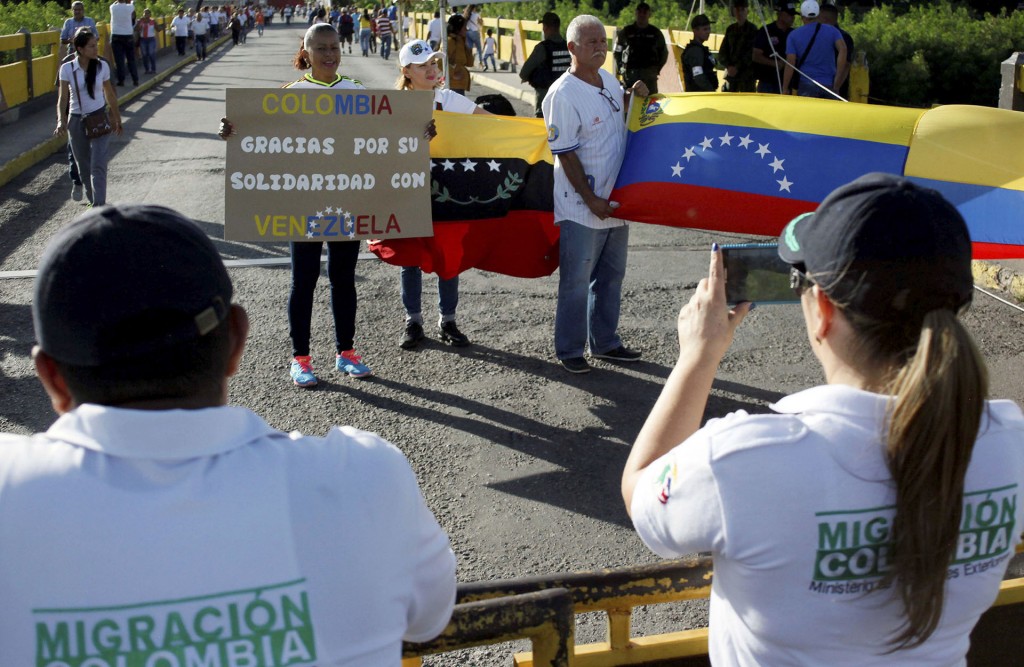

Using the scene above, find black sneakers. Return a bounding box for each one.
[591,345,642,362]
[559,357,591,374]
[400,321,425,349]
[439,321,470,347]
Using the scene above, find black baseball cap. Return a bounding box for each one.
[33,205,232,366]
[778,2,798,14]
[778,173,973,320]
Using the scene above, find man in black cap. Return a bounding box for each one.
[520,12,571,118]
[0,205,456,663]
[682,14,719,92]
[752,1,796,93]
[719,0,759,92]
[614,2,668,94]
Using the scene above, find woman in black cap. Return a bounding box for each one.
[622,173,1024,664]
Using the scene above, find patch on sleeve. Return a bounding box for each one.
[654,460,677,505]
[547,124,559,142]
[691,66,704,76]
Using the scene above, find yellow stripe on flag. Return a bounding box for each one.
[629,93,924,147]
[905,105,1024,192]
[431,112,553,164]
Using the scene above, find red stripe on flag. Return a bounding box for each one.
[613,182,817,237]
[369,211,559,280]
[972,242,1024,260]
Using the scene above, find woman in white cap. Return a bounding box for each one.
[392,39,490,350]
[622,173,1024,664]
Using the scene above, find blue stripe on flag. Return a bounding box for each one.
[908,177,1024,247]
[617,123,910,204]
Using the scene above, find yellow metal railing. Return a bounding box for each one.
[401,553,1024,667]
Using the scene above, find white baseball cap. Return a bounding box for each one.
[800,0,819,17]
[399,39,444,67]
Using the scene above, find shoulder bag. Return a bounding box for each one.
[72,65,112,139]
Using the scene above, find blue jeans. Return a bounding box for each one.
[288,240,359,356]
[359,28,370,55]
[482,54,496,70]
[466,29,481,60]
[68,115,111,205]
[380,36,391,59]
[194,34,207,59]
[401,266,459,323]
[554,221,628,359]
[140,37,157,72]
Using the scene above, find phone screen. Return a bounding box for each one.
[720,243,798,305]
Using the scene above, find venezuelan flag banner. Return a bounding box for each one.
[611,93,923,237]
[369,111,558,280]
[903,105,1024,260]
[611,93,1024,259]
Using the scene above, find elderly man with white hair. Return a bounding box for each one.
[541,15,648,374]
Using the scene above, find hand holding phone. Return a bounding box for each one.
[720,243,799,305]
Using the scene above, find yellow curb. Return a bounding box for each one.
[972,260,1024,304]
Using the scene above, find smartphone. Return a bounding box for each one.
[720,243,798,305]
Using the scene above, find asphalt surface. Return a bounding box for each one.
[2,23,1024,664]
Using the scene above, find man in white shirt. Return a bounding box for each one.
[541,15,648,374]
[170,8,190,55]
[426,10,443,50]
[0,204,457,665]
[192,9,210,60]
[108,0,138,86]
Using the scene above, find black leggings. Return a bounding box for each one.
[288,240,359,357]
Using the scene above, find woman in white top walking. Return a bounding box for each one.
[54,28,123,207]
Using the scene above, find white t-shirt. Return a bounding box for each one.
[427,17,443,44]
[285,73,364,90]
[483,36,495,56]
[632,385,1024,666]
[170,15,189,36]
[466,10,480,32]
[59,58,110,115]
[192,15,210,36]
[542,68,628,229]
[0,405,457,666]
[434,87,478,114]
[108,1,135,35]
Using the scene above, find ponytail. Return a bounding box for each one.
[868,309,988,648]
[841,306,987,648]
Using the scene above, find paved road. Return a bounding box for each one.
[2,23,1024,663]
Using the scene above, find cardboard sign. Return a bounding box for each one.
[224,88,434,242]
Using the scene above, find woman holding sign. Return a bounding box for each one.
[220,23,372,387]
[392,39,491,350]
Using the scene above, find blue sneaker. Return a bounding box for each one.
[290,355,318,387]
[336,349,372,378]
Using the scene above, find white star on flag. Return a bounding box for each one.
[486,160,501,172]
[461,159,477,171]
[308,220,320,229]
[738,134,753,149]
[306,231,315,239]
[777,176,793,192]
[719,132,734,146]
[682,147,696,161]
[769,157,785,173]
[699,137,714,150]
[431,161,440,169]
[671,162,684,177]
[325,206,334,214]
[441,159,455,171]
[315,210,324,217]
[755,143,772,158]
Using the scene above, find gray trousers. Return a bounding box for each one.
[68,115,111,206]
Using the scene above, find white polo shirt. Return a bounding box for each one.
[0,405,456,666]
[632,385,1024,666]
[59,59,110,115]
[192,15,210,36]
[542,68,628,230]
[434,88,478,114]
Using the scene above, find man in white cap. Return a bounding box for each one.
[782,0,847,98]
